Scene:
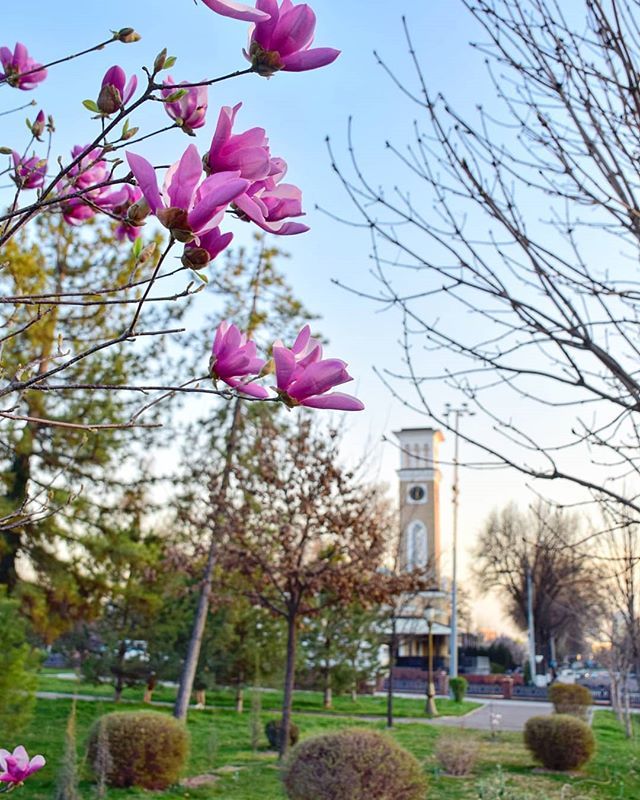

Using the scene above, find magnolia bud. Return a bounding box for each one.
[127,198,151,225]
[181,247,210,271]
[97,85,123,115]
[116,28,141,44]
[30,110,46,140]
[154,48,168,73]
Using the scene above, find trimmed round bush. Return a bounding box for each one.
[524,714,595,771]
[449,676,468,702]
[87,711,189,790]
[282,728,426,800]
[265,718,299,750]
[548,683,592,719]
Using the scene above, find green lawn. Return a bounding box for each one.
[36,671,478,718]
[14,698,640,800]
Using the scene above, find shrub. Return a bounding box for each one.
[548,683,592,719]
[265,718,299,750]
[282,728,426,800]
[450,676,468,702]
[435,734,478,776]
[524,714,595,771]
[87,711,188,790]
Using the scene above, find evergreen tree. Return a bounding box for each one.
[0,217,176,640]
[0,590,38,733]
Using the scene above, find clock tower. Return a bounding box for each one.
[394,427,444,586]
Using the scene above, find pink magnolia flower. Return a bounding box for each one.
[0,43,47,90]
[162,77,208,134]
[126,144,249,242]
[12,152,47,189]
[57,145,112,225]
[66,145,110,190]
[209,320,268,398]
[0,746,45,785]
[203,0,340,75]
[96,184,145,242]
[205,104,309,235]
[97,65,137,115]
[200,0,270,22]
[60,197,99,226]
[205,103,271,180]
[182,226,233,269]
[252,0,340,75]
[273,325,364,410]
[234,156,309,235]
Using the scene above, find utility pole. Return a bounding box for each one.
[526,561,536,684]
[444,403,473,679]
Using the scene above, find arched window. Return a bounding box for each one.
[406,520,428,569]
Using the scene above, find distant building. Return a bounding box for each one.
[391,428,451,673]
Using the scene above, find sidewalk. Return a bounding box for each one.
[424,698,553,731]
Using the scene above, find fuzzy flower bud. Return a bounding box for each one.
[115,28,141,44]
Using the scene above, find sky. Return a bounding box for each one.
[0,0,579,633]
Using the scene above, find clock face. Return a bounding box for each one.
[408,485,426,502]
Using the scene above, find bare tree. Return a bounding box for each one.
[474,502,603,663]
[597,509,640,734]
[332,0,640,518]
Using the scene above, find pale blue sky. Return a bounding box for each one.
[1,0,556,629]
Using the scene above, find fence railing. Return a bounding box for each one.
[383,675,640,707]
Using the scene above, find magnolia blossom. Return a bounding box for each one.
[201,0,270,22]
[182,226,233,269]
[209,320,268,398]
[234,157,308,235]
[97,65,137,115]
[273,325,363,410]
[162,77,208,134]
[0,43,47,89]
[205,104,308,235]
[96,184,145,242]
[0,746,45,785]
[203,0,339,75]
[57,145,111,225]
[126,144,249,242]
[12,152,47,189]
[205,103,271,180]
[249,0,340,74]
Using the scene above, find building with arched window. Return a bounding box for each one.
[391,428,451,676]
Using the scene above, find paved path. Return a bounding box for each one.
[423,698,553,731]
[37,690,556,731]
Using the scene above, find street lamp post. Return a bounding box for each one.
[444,402,474,679]
[425,606,438,716]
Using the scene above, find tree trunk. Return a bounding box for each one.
[322,634,332,709]
[236,686,244,714]
[279,613,298,759]
[113,642,126,703]
[623,681,633,738]
[173,399,243,721]
[351,682,357,702]
[387,617,397,728]
[0,446,31,591]
[173,543,216,720]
